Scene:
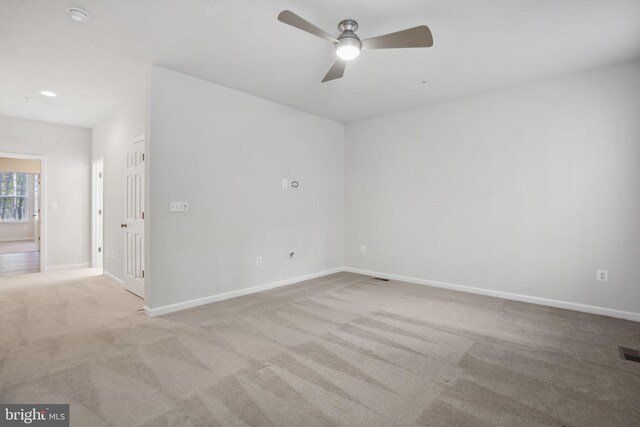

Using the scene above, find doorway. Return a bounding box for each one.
[92,158,104,269]
[0,153,45,276]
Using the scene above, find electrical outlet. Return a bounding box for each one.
[360,245,366,254]
[111,250,116,259]
[596,269,608,282]
[169,201,189,212]
[256,256,262,266]
[282,179,289,189]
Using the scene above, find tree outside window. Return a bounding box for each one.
[0,172,29,221]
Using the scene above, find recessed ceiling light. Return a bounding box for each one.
[40,91,57,97]
[67,7,90,22]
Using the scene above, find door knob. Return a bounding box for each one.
[120,223,128,228]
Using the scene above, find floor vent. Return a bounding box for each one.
[373,277,390,282]
[618,346,640,363]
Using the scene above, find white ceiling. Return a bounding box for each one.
[2,0,640,128]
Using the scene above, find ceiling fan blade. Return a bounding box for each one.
[322,60,347,83]
[278,10,339,44]
[361,25,433,49]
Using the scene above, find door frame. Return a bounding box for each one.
[91,157,104,268]
[0,151,46,272]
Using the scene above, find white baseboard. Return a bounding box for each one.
[45,263,91,272]
[0,237,35,242]
[144,267,345,317]
[104,271,125,286]
[142,265,639,322]
[344,267,640,322]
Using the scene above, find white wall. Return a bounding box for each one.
[0,115,91,268]
[92,89,146,281]
[346,60,640,315]
[147,66,344,309]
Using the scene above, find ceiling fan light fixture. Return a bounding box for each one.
[336,37,361,61]
[336,45,360,61]
[277,10,433,82]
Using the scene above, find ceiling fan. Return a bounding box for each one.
[277,10,433,83]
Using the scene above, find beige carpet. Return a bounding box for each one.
[0,270,639,426]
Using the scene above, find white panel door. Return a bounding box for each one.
[123,138,145,298]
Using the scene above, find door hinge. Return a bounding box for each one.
[142,270,145,278]
[99,172,103,178]
[141,153,145,162]
[142,211,145,220]
[98,247,102,252]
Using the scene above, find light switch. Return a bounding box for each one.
[169,202,189,212]
[51,202,58,210]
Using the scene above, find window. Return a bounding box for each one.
[0,172,29,221]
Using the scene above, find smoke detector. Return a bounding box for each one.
[67,7,90,22]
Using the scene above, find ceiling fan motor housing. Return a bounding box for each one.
[338,19,358,33]
[337,19,362,49]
